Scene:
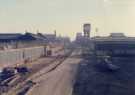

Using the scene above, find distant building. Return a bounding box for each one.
[43,34,56,43]
[74,23,91,46]
[83,23,91,38]
[93,33,135,56]
[75,32,84,44]
[0,31,71,50]
[109,33,126,38]
[0,33,48,50]
[76,33,83,40]
[0,33,22,43]
[0,33,47,42]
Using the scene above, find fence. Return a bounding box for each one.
[0,46,46,69]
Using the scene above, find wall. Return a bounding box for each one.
[0,46,46,69]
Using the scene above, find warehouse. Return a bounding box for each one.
[94,33,135,57]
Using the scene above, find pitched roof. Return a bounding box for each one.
[0,33,22,40]
[0,32,55,43]
[0,33,47,42]
[43,34,56,42]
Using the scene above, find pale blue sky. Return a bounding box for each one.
[0,0,135,39]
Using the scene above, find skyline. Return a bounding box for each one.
[0,0,135,40]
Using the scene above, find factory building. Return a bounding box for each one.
[93,33,135,57]
[83,23,91,38]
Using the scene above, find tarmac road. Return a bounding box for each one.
[27,49,82,95]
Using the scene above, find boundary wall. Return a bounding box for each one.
[0,46,46,69]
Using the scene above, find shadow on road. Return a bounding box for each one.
[73,55,135,95]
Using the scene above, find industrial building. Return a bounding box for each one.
[93,33,135,57]
[0,31,70,50]
[83,23,91,38]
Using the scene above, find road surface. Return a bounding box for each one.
[27,49,82,95]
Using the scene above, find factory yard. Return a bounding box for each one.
[1,0,135,94]
[27,49,82,95]
[1,46,135,95]
[1,47,135,95]
[1,33,135,95]
[0,47,82,95]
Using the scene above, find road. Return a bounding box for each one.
[2,49,73,95]
[26,49,82,95]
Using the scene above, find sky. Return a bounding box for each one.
[0,0,135,40]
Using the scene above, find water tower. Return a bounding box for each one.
[83,23,91,38]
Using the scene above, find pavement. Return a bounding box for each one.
[26,49,82,95]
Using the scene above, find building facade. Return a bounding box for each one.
[93,33,135,56]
